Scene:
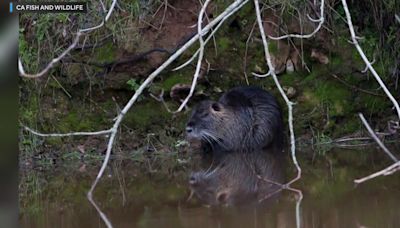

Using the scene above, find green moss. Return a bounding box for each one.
[58,112,87,131]
[55,109,108,133]
[94,42,116,62]
[301,89,320,107]
[268,41,278,55]
[44,137,63,146]
[356,95,389,113]
[162,73,192,90]
[301,65,329,84]
[124,99,171,129]
[334,116,361,137]
[237,2,253,18]
[21,90,40,120]
[315,81,352,116]
[351,48,364,66]
[279,72,303,86]
[217,36,232,52]
[330,55,344,69]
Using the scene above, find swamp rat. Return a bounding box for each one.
[186,86,284,159]
[188,152,284,206]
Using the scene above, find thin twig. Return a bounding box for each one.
[172,0,250,71]
[253,0,300,185]
[358,113,398,162]
[341,0,400,120]
[19,0,118,78]
[330,74,385,97]
[85,2,250,226]
[253,2,303,226]
[269,0,325,40]
[19,32,83,78]
[23,2,250,227]
[24,126,112,137]
[243,21,257,85]
[174,0,211,113]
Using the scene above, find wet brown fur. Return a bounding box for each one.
[189,152,284,206]
[186,86,284,160]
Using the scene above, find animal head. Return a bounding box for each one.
[188,170,232,206]
[185,100,247,152]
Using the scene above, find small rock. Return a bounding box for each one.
[311,49,329,64]
[213,87,223,93]
[284,86,297,99]
[286,59,295,73]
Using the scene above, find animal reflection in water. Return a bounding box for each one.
[185,86,285,206]
[188,152,284,206]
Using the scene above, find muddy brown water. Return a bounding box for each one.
[19,147,400,228]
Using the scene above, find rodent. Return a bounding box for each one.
[185,86,284,160]
[188,152,284,206]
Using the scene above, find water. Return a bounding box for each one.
[19,148,400,227]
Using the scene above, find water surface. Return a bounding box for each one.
[19,147,400,227]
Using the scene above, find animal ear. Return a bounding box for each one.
[217,191,229,204]
[211,102,222,112]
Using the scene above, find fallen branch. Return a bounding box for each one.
[358,113,398,162]
[353,113,399,185]
[354,160,400,184]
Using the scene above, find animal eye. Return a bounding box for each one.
[200,111,209,118]
[211,103,221,112]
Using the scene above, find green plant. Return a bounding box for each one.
[127,79,140,91]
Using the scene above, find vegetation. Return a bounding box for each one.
[18,0,399,224]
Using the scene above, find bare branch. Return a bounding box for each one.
[361,55,376,73]
[22,2,251,227]
[24,126,112,137]
[341,0,400,120]
[354,161,400,184]
[84,1,250,226]
[174,0,211,113]
[358,113,398,162]
[19,0,118,78]
[268,0,325,40]
[252,71,271,77]
[172,0,250,71]
[253,0,301,186]
[19,32,83,78]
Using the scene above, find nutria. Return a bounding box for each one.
[186,86,284,160]
[188,152,284,206]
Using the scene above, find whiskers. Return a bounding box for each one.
[200,130,229,150]
[192,165,220,183]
